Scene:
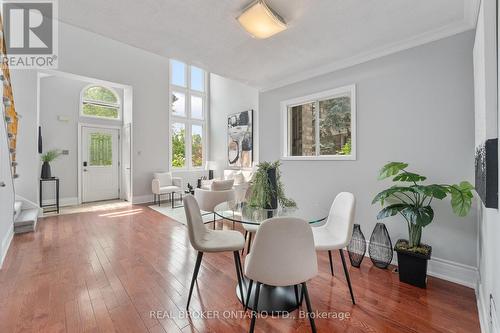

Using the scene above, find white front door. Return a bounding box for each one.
[81,126,120,203]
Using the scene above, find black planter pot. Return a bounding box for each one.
[395,239,432,288]
[265,167,278,209]
[41,161,51,179]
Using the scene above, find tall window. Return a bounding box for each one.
[281,85,356,160]
[170,60,207,169]
[81,85,120,120]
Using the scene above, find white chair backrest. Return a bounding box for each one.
[194,188,235,212]
[183,195,208,251]
[245,217,318,286]
[324,192,356,248]
[154,172,172,186]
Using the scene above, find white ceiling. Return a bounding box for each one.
[58,0,478,90]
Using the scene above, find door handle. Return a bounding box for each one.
[0,181,5,187]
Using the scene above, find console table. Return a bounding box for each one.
[40,177,59,214]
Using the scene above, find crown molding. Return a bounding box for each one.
[259,0,479,92]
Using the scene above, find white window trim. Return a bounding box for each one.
[280,84,356,161]
[169,60,209,171]
[80,84,122,121]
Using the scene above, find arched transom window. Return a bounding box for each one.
[81,85,120,119]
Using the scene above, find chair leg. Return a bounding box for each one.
[158,194,161,206]
[301,282,317,333]
[213,212,216,230]
[233,251,244,308]
[328,250,334,276]
[339,249,355,305]
[247,233,252,254]
[187,252,203,310]
[245,279,253,311]
[242,231,248,255]
[294,285,300,307]
[171,193,174,209]
[249,282,261,333]
[237,252,244,284]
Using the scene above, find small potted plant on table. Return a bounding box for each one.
[372,162,473,288]
[40,149,61,179]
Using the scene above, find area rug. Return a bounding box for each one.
[148,204,221,225]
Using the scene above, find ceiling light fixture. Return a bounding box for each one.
[236,0,287,39]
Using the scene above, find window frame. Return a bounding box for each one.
[280,84,356,161]
[80,84,121,121]
[169,60,208,171]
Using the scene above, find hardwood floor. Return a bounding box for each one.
[0,204,480,333]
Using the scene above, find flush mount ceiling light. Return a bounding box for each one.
[236,0,287,39]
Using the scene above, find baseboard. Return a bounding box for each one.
[363,240,478,288]
[0,223,14,269]
[426,257,478,289]
[477,284,489,333]
[41,197,78,207]
[132,194,154,205]
[476,282,500,333]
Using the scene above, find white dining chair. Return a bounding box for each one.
[244,217,318,333]
[183,195,246,309]
[312,192,356,304]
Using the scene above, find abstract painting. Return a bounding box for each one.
[475,138,498,208]
[228,110,253,168]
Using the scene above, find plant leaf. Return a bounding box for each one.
[378,162,408,180]
[413,184,447,200]
[448,181,474,216]
[401,206,434,227]
[393,172,427,182]
[372,186,416,205]
[376,203,408,220]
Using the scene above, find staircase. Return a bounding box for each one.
[13,196,40,234]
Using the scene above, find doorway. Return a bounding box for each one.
[80,125,120,203]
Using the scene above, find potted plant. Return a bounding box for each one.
[372,162,473,288]
[248,161,296,209]
[40,149,61,179]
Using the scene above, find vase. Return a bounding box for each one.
[368,223,393,269]
[265,167,278,209]
[41,161,51,179]
[347,224,366,268]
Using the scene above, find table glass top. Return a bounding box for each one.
[214,201,328,225]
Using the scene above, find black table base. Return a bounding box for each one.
[236,277,301,313]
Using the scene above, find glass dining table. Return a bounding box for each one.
[214,201,329,313]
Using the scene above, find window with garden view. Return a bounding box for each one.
[81,85,120,119]
[170,60,207,169]
[282,85,356,160]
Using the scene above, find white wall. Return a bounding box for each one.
[209,73,259,176]
[259,31,478,281]
[475,0,500,331]
[10,21,170,203]
[39,75,124,204]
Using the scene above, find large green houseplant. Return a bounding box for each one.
[372,162,473,287]
[248,161,296,209]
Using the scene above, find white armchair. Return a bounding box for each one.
[194,179,235,229]
[152,172,183,208]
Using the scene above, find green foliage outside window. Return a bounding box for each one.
[172,127,186,168]
[83,103,119,119]
[84,86,118,104]
[319,96,351,155]
[82,86,120,119]
[89,133,112,166]
[192,133,203,167]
